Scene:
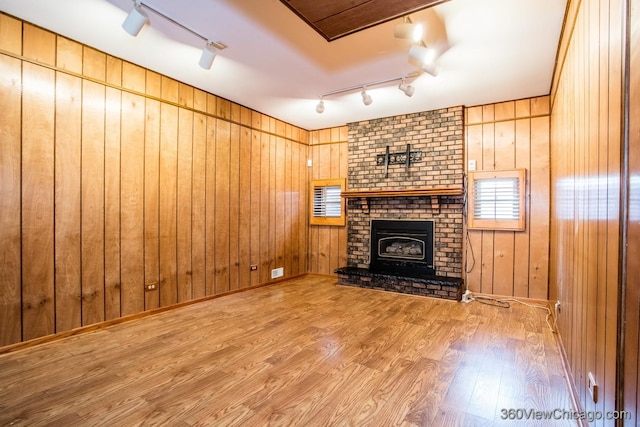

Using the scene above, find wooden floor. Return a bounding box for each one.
[0,276,576,426]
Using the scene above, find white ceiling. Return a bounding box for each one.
[0,0,567,130]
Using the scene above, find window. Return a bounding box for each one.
[468,169,526,231]
[310,178,346,226]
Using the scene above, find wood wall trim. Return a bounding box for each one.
[0,45,311,144]
[342,187,463,198]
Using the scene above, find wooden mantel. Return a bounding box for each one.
[341,187,464,199]
[342,187,464,211]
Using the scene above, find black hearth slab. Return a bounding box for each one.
[334,267,463,287]
[335,266,464,301]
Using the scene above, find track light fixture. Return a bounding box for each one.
[398,78,415,97]
[408,45,438,76]
[199,42,217,69]
[121,0,227,70]
[396,14,441,77]
[361,87,373,106]
[394,17,423,43]
[122,1,148,36]
[313,73,418,113]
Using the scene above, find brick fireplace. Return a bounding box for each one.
[335,106,465,300]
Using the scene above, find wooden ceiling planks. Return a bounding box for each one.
[279,0,449,41]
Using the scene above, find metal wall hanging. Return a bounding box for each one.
[376,144,423,177]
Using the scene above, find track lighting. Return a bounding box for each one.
[122,1,148,36]
[199,42,217,69]
[408,45,438,76]
[398,79,415,97]
[313,73,418,113]
[394,21,423,43]
[121,0,227,70]
[361,87,372,106]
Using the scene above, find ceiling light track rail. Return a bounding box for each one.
[122,0,227,69]
[320,72,420,99]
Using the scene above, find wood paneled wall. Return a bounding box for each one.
[623,0,639,421]
[308,127,349,276]
[549,0,624,420]
[464,97,550,300]
[0,15,310,346]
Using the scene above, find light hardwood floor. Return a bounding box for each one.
[0,276,575,426]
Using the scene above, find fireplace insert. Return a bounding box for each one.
[369,219,435,276]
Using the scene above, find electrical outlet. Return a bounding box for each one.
[271,267,284,279]
[588,372,598,403]
[461,290,473,303]
[145,282,158,291]
[250,265,258,271]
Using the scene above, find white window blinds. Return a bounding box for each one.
[313,185,342,217]
[468,169,526,231]
[473,176,520,220]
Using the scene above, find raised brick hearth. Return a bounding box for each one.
[337,106,465,301]
[335,267,464,300]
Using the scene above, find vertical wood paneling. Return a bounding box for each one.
[54,72,82,333]
[177,108,193,301]
[228,124,240,290]
[529,116,550,300]
[21,62,56,341]
[329,143,340,274]
[549,0,625,418]
[238,127,252,288]
[104,85,121,321]
[22,24,55,66]
[205,115,216,297]
[307,127,348,277]
[215,120,231,293]
[317,145,331,274]
[120,91,145,317]
[513,118,531,298]
[0,14,22,55]
[624,0,639,420]
[465,122,483,293]
[290,142,301,275]
[338,138,348,268]
[191,112,207,299]
[250,127,262,287]
[492,120,515,296]
[54,40,82,330]
[480,120,495,294]
[0,18,311,347]
[604,0,622,418]
[82,47,105,82]
[464,98,549,299]
[144,78,161,310]
[309,144,320,273]
[159,102,178,307]
[104,59,122,310]
[284,139,292,277]
[275,137,286,274]
[56,37,82,74]
[269,132,277,278]
[0,53,22,346]
[260,133,271,284]
[120,64,146,312]
[80,80,106,325]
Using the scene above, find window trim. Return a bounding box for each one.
[310,178,346,226]
[467,169,526,231]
